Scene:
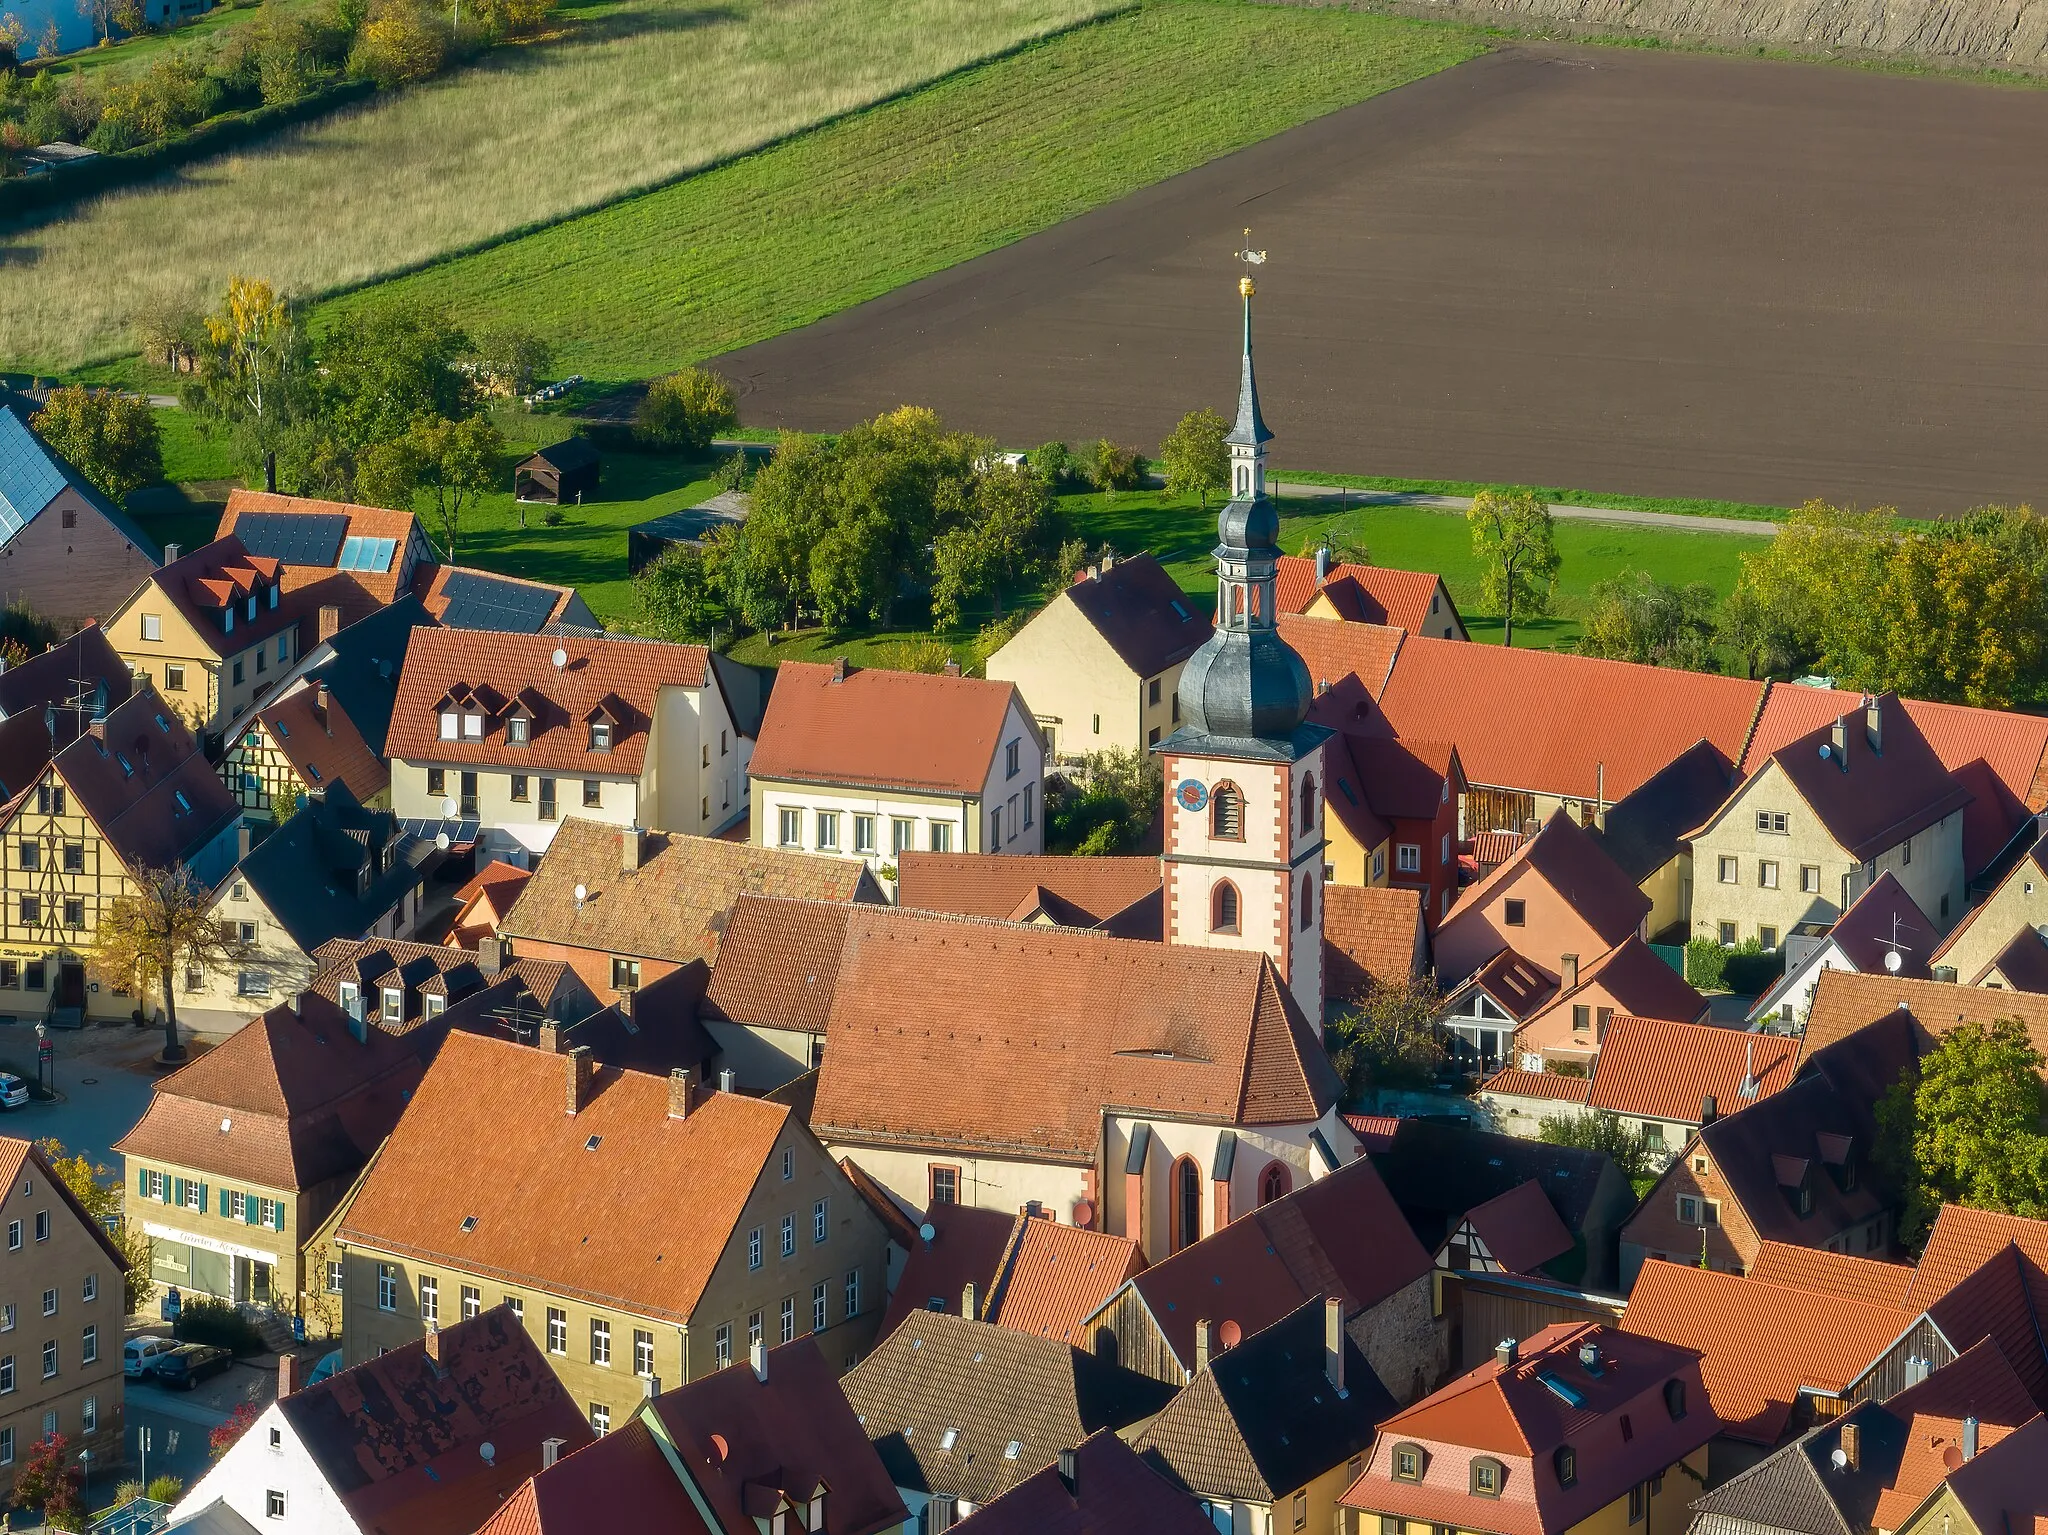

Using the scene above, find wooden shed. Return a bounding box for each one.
[514,436,600,504]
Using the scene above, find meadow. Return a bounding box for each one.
[311,1,1483,381]
[0,0,1117,369]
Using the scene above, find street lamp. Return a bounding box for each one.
[33,1023,48,1098]
[76,1446,90,1511]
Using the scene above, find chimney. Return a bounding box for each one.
[277,1352,299,1398]
[479,935,510,976]
[1324,1296,1344,1392]
[668,1069,698,1120]
[621,823,644,873]
[424,1324,444,1364]
[1701,1093,1719,1126]
[1194,1320,1211,1374]
[1865,697,1883,755]
[1964,1415,1979,1460]
[963,1280,978,1318]
[1841,1419,1861,1471]
[541,1438,565,1470]
[942,659,961,677]
[1595,762,1607,831]
[164,542,182,564]
[1495,1339,1517,1369]
[717,1068,737,1092]
[1057,1447,1078,1496]
[564,1045,593,1115]
[314,684,331,734]
[318,605,342,643]
[1099,551,1115,573]
[616,987,633,1021]
[1831,717,1849,768]
[1561,953,1579,991]
[750,1338,767,1382]
[1315,545,1330,584]
[237,823,253,861]
[830,657,847,683]
[537,1022,561,1055]
[1087,563,1101,581]
[641,1373,660,1400]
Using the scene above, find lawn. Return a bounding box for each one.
[312,0,1484,381]
[0,0,1118,369]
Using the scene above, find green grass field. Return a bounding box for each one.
[315,1,1484,381]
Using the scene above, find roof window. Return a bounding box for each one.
[1537,1371,1584,1407]
[585,1135,602,1151]
[1003,1441,1021,1460]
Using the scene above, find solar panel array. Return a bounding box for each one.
[436,570,559,633]
[233,511,349,567]
[338,535,398,573]
[0,409,70,541]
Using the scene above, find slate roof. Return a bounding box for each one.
[387,627,709,775]
[1459,1181,1575,1277]
[1136,1298,1391,1504]
[337,1031,795,1323]
[1801,970,2048,1070]
[842,1311,1176,1509]
[1745,1242,1915,1309]
[894,853,1161,932]
[1322,883,1425,1001]
[276,1306,593,1535]
[1445,808,1650,954]
[500,817,880,965]
[48,689,239,871]
[949,1427,1218,1535]
[750,661,1026,796]
[1588,739,1735,883]
[1370,1120,1618,1256]
[1058,553,1211,678]
[1687,1399,1905,1535]
[1584,1017,1798,1126]
[1274,555,1455,633]
[1105,1153,1431,1378]
[238,782,442,953]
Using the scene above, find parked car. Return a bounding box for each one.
[154,1343,233,1390]
[0,1075,29,1109]
[123,1335,176,1379]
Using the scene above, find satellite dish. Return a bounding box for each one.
[917,1222,937,1243]
[1830,1447,1849,1471]
[1818,743,1832,759]
[552,648,568,670]
[573,884,588,905]
[1884,949,1903,973]
[479,1442,496,1466]
[442,797,459,819]
[435,832,451,852]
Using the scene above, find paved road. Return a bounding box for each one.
[0,1025,163,1171]
[1266,480,1780,537]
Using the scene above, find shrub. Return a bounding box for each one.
[209,1402,259,1461]
[1031,441,1076,491]
[351,0,448,87]
[714,447,754,492]
[1684,935,1728,990]
[540,505,565,527]
[1686,935,1782,995]
[146,1475,186,1503]
[635,367,738,453]
[1084,437,1145,495]
[1539,1108,1658,1181]
[113,1480,146,1507]
[875,637,955,675]
[175,1295,265,1354]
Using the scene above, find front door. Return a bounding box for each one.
[56,965,84,1009]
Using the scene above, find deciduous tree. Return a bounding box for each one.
[632,544,717,644]
[411,412,501,562]
[30,386,162,502]
[1577,569,1718,671]
[93,863,250,1062]
[1538,1108,1657,1182]
[1158,408,1228,510]
[40,1139,152,1311]
[929,460,1063,627]
[13,1431,82,1526]
[1326,975,1446,1095]
[188,275,308,473]
[634,367,737,454]
[1467,487,1558,648]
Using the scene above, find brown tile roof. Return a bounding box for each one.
[1477,1066,1590,1105]
[1921,1245,2048,1409]
[1458,949,1561,1023]
[1745,1241,1915,1309]
[1562,935,1708,1025]
[337,1031,796,1322]
[1619,1261,1908,1443]
[1942,1412,2048,1535]
[1110,1154,1432,1378]
[50,689,239,871]
[1275,556,1455,634]
[798,903,1339,1160]
[698,897,855,1039]
[1584,1017,1798,1125]
[1443,808,1649,955]
[500,817,879,965]
[1346,1322,1716,1535]
[1322,883,1425,1002]
[304,937,580,1029]
[1870,1338,2041,1532]
[255,682,388,805]
[1459,1180,1574,1276]
[387,627,709,777]
[0,1139,126,1273]
[986,1217,1144,1348]
[1978,928,2048,992]
[280,1305,593,1535]
[878,1202,1019,1340]
[895,853,1160,928]
[1801,969,2048,1068]
[952,1427,1218,1535]
[1058,553,1211,678]
[476,1418,699,1535]
[843,1310,1176,1509]
[1909,1205,2048,1312]
[1817,871,1936,979]
[142,535,294,659]
[113,994,440,1189]
[750,661,1025,796]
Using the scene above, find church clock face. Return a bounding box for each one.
[1175,779,1209,813]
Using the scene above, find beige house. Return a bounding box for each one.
[0,1137,128,1498]
[1275,552,1467,641]
[984,552,1210,759]
[1930,825,2048,986]
[1687,692,1969,950]
[331,1031,892,1430]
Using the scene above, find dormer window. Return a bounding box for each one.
[382,986,401,1017]
[1554,1445,1577,1488]
[462,712,483,740]
[807,1491,826,1529]
[1471,1457,1504,1497]
[246,596,258,621]
[268,585,279,610]
[424,994,445,1018]
[507,716,530,746]
[1664,1379,1687,1421]
[439,711,459,741]
[590,721,613,752]
[1392,1443,1426,1482]
[224,607,235,634]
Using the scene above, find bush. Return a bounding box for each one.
[1684,935,1728,991]
[1084,437,1146,495]
[634,367,738,453]
[1685,935,1783,995]
[1539,1108,1658,1181]
[714,448,753,493]
[174,1295,264,1354]
[1031,441,1076,491]
[540,505,565,527]
[875,637,956,675]
[146,1475,185,1503]
[350,0,448,87]
[113,1480,146,1507]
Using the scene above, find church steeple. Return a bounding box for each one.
[1225,272,1272,503]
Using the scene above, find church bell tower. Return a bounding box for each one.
[1154,244,1332,1028]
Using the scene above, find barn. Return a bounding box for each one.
[513,437,600,504]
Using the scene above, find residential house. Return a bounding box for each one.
[387,627,750,860]
[984,551,1211,758]
[1799,969,2048,1072]
[497,815,881,1009]
[1276,550,1467,640]
[1688,691,1970,948]
[219,596,431,821]
[0,627,132,829]
[894,851,1162,939]
[1079,1153,1438,1402]
[476,1337,909,1535]
[1749,872,1934,1030]
[1370,1120,1636,1294]
[1497,936,1708,1071]
[441,860,531,949]
[186,784,443,1022]
[841,1309,1175,1531]
[170,1306,593,1535]
[334,1031,893,1428]
[1620,1012,1914,1282]
[1890,1402,2048,1535]
[0,1136,128,1498]
[302,935,591,1042]
[1929,823,2048,988]
[1481,1017,1799,1163]
[1337,1322,1718,1535]
[1435,950,1561,1079]
[0,687,239,1024]
[1323,884,1427,1005]
[703,897,1359,1260]
[750,660,1043,869]
[0,405,160,633]
[1586,739,1736,941]
[1136,1297,1395,1535]
[949,1428,1220,1535]
[114,990,450,1319]
[876,1206,1143,1347]
[1428,1181,1577,1282]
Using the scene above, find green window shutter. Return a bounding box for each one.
[217,1187,230,1217]
[136,1168,147,1198]
[273,1202,286,1233]
[171,1177,183,1206]
[245,1193,260,1227]
[197,1182,208,1211]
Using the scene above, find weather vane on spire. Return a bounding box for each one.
[1234,228,1267,297]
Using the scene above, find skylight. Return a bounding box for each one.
[1538,1372,1585,1407]
[460,1216,478,1233]
[940,1429,959,1452]
[584,1135,601,1151]
[1004,1442,1021,1460]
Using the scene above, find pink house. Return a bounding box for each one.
[1435,809,1651,986]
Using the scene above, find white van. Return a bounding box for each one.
[124,1335,176,1378]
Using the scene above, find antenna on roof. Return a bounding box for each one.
[552,648,568,671]
[1881,912,1912,975]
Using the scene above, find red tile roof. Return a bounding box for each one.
[1275,556,1453,633]
[1444,808,1650,951]
[1871,1337,2041,1531]
[1477,1067,1590,1105]
[1276,614,1405,700]
[46,689,239,871]
[895,853,1161,928]
[219,489,426,603]
[1058,553,1211,678]
[1323,884,1426,1001]
[949,1427,1218,1535]
[989,1217,1144,1347]
[477,1417,701,1535]
[1342,1113,1402,1150]
[1459,1180,1573,1276]
[1619,1261,1911,1442]
[1942,1412,2048,1535]
[750,661,1026,795]
[1463,950,1562,1023]
[387,627,708,776]
[1471,830,1525,868]
[446,861,532,944]
[1561,935,1708,1026]
[1922,1245,2048,1409]
[1584,1017,1798,1125]
[410,561,581,628]
[256,681,389,806]
[1910,1206,2048,1313]
[878,1202,1019,1339]
[1744,1241,1914,1309]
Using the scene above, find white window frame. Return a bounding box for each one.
[439,711,460,741]
[1396,844,1421,873]
[1718,856,1738,884]
[377,1264,397,1312]
[140,613,162,642]
[814,1199,829,1244]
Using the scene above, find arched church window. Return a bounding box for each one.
[1211,881,1240,934]
[1210,783,1243,841]
[1259,1162,1292,1206]
[1172,1156,1202,1252]
[1299,773,1319,836]
[1299,871,1315,930]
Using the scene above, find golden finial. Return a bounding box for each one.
[1234,228,1267,298]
